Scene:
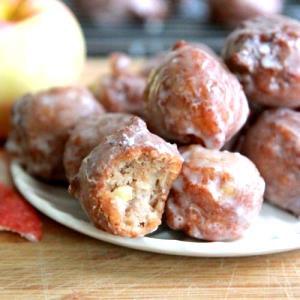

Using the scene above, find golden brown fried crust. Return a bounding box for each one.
[6,86,104,180]
[242,108,300,216]
[144,41,249,149]
[223,15,300,107]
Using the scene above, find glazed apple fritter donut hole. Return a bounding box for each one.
[223,15,300,108]
[6,86,104,181]
[242,108,300,217]
[144,41,249,149]
[70,117,183,237]
[166,145,265,241]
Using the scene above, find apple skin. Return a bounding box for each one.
[0,0,86,139]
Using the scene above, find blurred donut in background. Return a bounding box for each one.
[208,0,283,27]
[93,52,147,117]
[72,0,169,24]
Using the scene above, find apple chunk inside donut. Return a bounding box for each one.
[102,154,172,235]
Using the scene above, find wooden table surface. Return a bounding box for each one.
[1,60,300,300]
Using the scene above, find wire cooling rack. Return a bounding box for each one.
[65,0,300,56]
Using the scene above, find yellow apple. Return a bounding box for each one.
[0,0,86,138]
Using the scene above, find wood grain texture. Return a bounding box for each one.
[1,60,300,300]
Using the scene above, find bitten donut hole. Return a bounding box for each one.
[106,153,168,230]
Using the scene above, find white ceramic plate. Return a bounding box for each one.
[11,161,300,257]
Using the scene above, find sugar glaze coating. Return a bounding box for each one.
[223,15,300,107]
[166,145,265,241]
[145,41,249,149]
[6,86,104,180]
[242,108,300,216]
[64,113,140,182]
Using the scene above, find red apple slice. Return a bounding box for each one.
[0,181,42,241]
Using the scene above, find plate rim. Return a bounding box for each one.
[11,160,300,257]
